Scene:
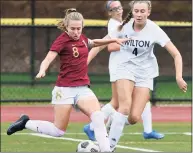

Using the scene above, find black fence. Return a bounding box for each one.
[1,0,192,104]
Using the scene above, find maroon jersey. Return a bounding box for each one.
[50,32,90,87]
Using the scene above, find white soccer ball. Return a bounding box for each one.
[76,140,100,152]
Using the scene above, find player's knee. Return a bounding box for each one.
[128,114,140,125]
[118,105,130,115]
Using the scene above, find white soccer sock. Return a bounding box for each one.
[89,122,94,131]
[101,103,116,120]
[90,103,116,132]
[141,101,152,133]
[91,111,111,152]
[25,120,65,137]
[108,112,126,151]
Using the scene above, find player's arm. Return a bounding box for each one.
[90,35,127,47]
[107,42,121,52]
[36,51,58,79]
[164,41,187,92]
[87,35,110,65]
[87,45,106,65]
[87,35,128,64]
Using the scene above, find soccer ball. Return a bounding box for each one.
[76,140,100,152]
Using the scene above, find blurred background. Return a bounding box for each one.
[1,0,192,105]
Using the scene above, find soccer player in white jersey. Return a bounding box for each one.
[84,0,164,141]
[85,0,187,151]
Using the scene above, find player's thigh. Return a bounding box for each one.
[52,86,75,131]
[54,104,73,131]
[76,87,101,117]
[129,87,150,124]
[110,82,119,109]
[115,79,134,114]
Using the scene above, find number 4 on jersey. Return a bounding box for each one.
[132,48,138,56]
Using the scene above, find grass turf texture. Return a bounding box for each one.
[1,122,192,152]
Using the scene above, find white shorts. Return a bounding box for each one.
[110,69,154,90]
[51,86,96,106]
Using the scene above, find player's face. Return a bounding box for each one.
[132,2,150,26]
[109,1,123,21]
[66,20,82,40]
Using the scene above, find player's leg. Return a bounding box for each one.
[142,101,164,139]
[7,86,73,137]
[7,105,72,137]
[83,82,118,140]
[129,87,150,125]
[108,79,134,151]
[105,82,119,132]
[135,79,164,139]
[141,101,153,133]
[77,86,111,152]
[94,83,119,120]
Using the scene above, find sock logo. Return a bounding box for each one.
[37,127,42,133]
[112,138,116,142]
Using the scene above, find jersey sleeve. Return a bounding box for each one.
[50,34,65,53]
[87,39,93,50]
[108,20,122,39]
[155,26,170,47]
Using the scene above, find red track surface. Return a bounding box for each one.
[1,105,192,122]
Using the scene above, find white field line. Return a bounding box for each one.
[30,133,162,152]
[3,132,162,152]
[2,132,192,136]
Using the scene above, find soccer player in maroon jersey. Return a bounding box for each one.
[7,8,129,152]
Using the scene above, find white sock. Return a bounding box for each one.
[141,101,152,133]
[101,103,116,120]
[108,112,126,151]
[25,120,65,137]
[89,103,116,132]
[89,122,94,131]
[91,111,111,152]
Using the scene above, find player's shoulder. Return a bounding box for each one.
[146,19,160,29]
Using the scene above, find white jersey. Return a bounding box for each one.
[108,18,123,74]
[109,18,170,79]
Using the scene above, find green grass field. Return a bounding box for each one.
[1,122,192,152]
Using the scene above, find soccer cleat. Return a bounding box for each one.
[83,124,96,141]
[7,114,29,135]
[143,130,165,139]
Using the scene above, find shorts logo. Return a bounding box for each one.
[56,90,62,100]
[72,47,79,58]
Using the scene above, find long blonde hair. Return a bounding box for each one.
[118,0,152,31]
[57,8,84,31]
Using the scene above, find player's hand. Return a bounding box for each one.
[35,71,46,79]
[176,77,187,92]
